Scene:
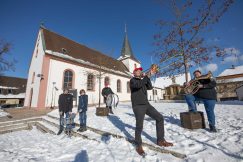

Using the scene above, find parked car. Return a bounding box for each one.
[0,104,19,109]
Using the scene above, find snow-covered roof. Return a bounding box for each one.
[216,77,243,83]
[0,86,18,89]
[0,93,25,99]
[218,65,243,77]
[42,28,130,77]
[46,50,132,77]
[152,73,190,89]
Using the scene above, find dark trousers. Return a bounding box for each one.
[185,94,216,126]
[79,111,87,127]
[104,97,112,110]
[132,104,165,146]
[59,111,69,129]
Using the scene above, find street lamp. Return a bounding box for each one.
[50,82,56,109]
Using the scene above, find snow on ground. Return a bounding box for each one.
[0,102,243,162]
[0,127,173,162]
[0,109,9,117]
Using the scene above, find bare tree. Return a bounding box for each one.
[0,39,16,75]
[153,0,234,82]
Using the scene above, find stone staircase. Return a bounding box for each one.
[0,114,186,159]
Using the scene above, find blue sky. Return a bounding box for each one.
[0,0,243,79]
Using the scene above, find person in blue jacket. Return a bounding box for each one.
[77,89,88,132]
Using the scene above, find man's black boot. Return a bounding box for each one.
[57,127,63,135]
[209,125,217,132]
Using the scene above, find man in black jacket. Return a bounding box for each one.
[185,70,217,132]
[130,67,173,156]
[102,84,114,114]
[57,89,73,135]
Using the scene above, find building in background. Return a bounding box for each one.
[24,27,141,108]
[216,65,243,101]
[0,76,27,107]
[236,85,243,101]
[147,73,190,101]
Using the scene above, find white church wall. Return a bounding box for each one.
[45,59,131,107]
[24,30,45,107]
[121,59,141,73]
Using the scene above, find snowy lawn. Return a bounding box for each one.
[49,101,243,162]
[0,102,242,162]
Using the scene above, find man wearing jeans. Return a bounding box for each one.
[77,89,88,132]
[130,67,173,156]
[184,70,217,132]
[57,89,73,135]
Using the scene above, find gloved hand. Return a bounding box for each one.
[59,111,63,116]
[198,84,204,88]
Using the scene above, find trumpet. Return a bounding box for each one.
[184,71,213,94]
[142,64,160,77]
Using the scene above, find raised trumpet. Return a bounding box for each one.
[142,64,160,77]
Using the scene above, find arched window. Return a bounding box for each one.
[104,77,110,86]
[127,81,130,93]
[117,79,121,93]
[87,74,95,91]
[63,70,73,89]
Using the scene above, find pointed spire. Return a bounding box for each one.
[40,21,46,29]
[120,24,139,62]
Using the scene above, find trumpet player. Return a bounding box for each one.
[184,70,217,132]
[130,66,173,156]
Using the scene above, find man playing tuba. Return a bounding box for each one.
[184,70,217,132]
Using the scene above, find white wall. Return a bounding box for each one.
[45,59,132,107]
[153,73,191,89]
[24,29,45,107]
[147,88,165,101]
[121,58,141,73]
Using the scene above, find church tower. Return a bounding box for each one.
[118,25,141,73]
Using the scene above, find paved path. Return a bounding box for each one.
[0,108,53,122]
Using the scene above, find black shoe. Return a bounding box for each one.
[77,127,83,132]
[80,127,87,132]
[57,129,63,135]
[209,125,217,132]
[109,108,114,114]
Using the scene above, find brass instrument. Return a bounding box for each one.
[184,71,213,94]
[143,64,160,77]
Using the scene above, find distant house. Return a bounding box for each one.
[0,76,27,106]
[235,85,243,101]
[216,65,243,101]
[147,73,190,100]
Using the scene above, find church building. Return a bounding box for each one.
[24,26,141,108]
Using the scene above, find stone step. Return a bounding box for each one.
[0,117,42,127]
[42,116,100,142]
[0,124,31,134]
[32,122,56,135]
[0,122,31,131]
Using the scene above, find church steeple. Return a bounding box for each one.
[119,24,140,63]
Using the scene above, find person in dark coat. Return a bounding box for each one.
[130,67,173,156]
[184,70,217,132]
[77,89,88,132]
[57,89,73,135]
[102,84,114,114]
